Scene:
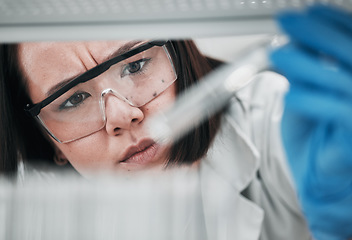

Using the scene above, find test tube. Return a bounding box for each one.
[148,35,286,143]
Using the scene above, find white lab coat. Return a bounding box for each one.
[200,71,312,240]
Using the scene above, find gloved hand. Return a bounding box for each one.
[270,4,352,240]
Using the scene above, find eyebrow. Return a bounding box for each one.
[46,40,143,97]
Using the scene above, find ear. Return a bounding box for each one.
[53,147,68,166]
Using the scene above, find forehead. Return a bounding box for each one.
[18,40,141,66]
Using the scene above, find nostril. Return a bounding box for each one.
[114,127,121,133]
[131,118,139,123]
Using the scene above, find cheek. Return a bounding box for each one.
[55,138,115,174]
[147,83,177,112]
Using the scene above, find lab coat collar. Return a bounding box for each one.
[203,97,261,192]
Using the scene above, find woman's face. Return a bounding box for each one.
[18,40,177,177]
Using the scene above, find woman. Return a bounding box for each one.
[0,38,311,239]
[0,40,223,176]
[0,36,313,239]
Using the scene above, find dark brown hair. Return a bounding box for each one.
[167,40,223,166]
[0,40,224,176]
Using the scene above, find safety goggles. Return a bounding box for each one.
[24,40,177,143]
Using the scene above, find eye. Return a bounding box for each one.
[122,58,150,77]
[60,92,91,110]
[128,61,142,73]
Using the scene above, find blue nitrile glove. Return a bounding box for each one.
[270,4,352,240]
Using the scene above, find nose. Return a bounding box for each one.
[102,89,144,136]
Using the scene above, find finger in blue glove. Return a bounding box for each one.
[276,4,352,68]
[270,3,352,240]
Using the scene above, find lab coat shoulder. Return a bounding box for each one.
[200,71,311,240]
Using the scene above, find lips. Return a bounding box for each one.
[119,138,159,165]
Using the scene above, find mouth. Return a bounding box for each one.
[119,139,159,165]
